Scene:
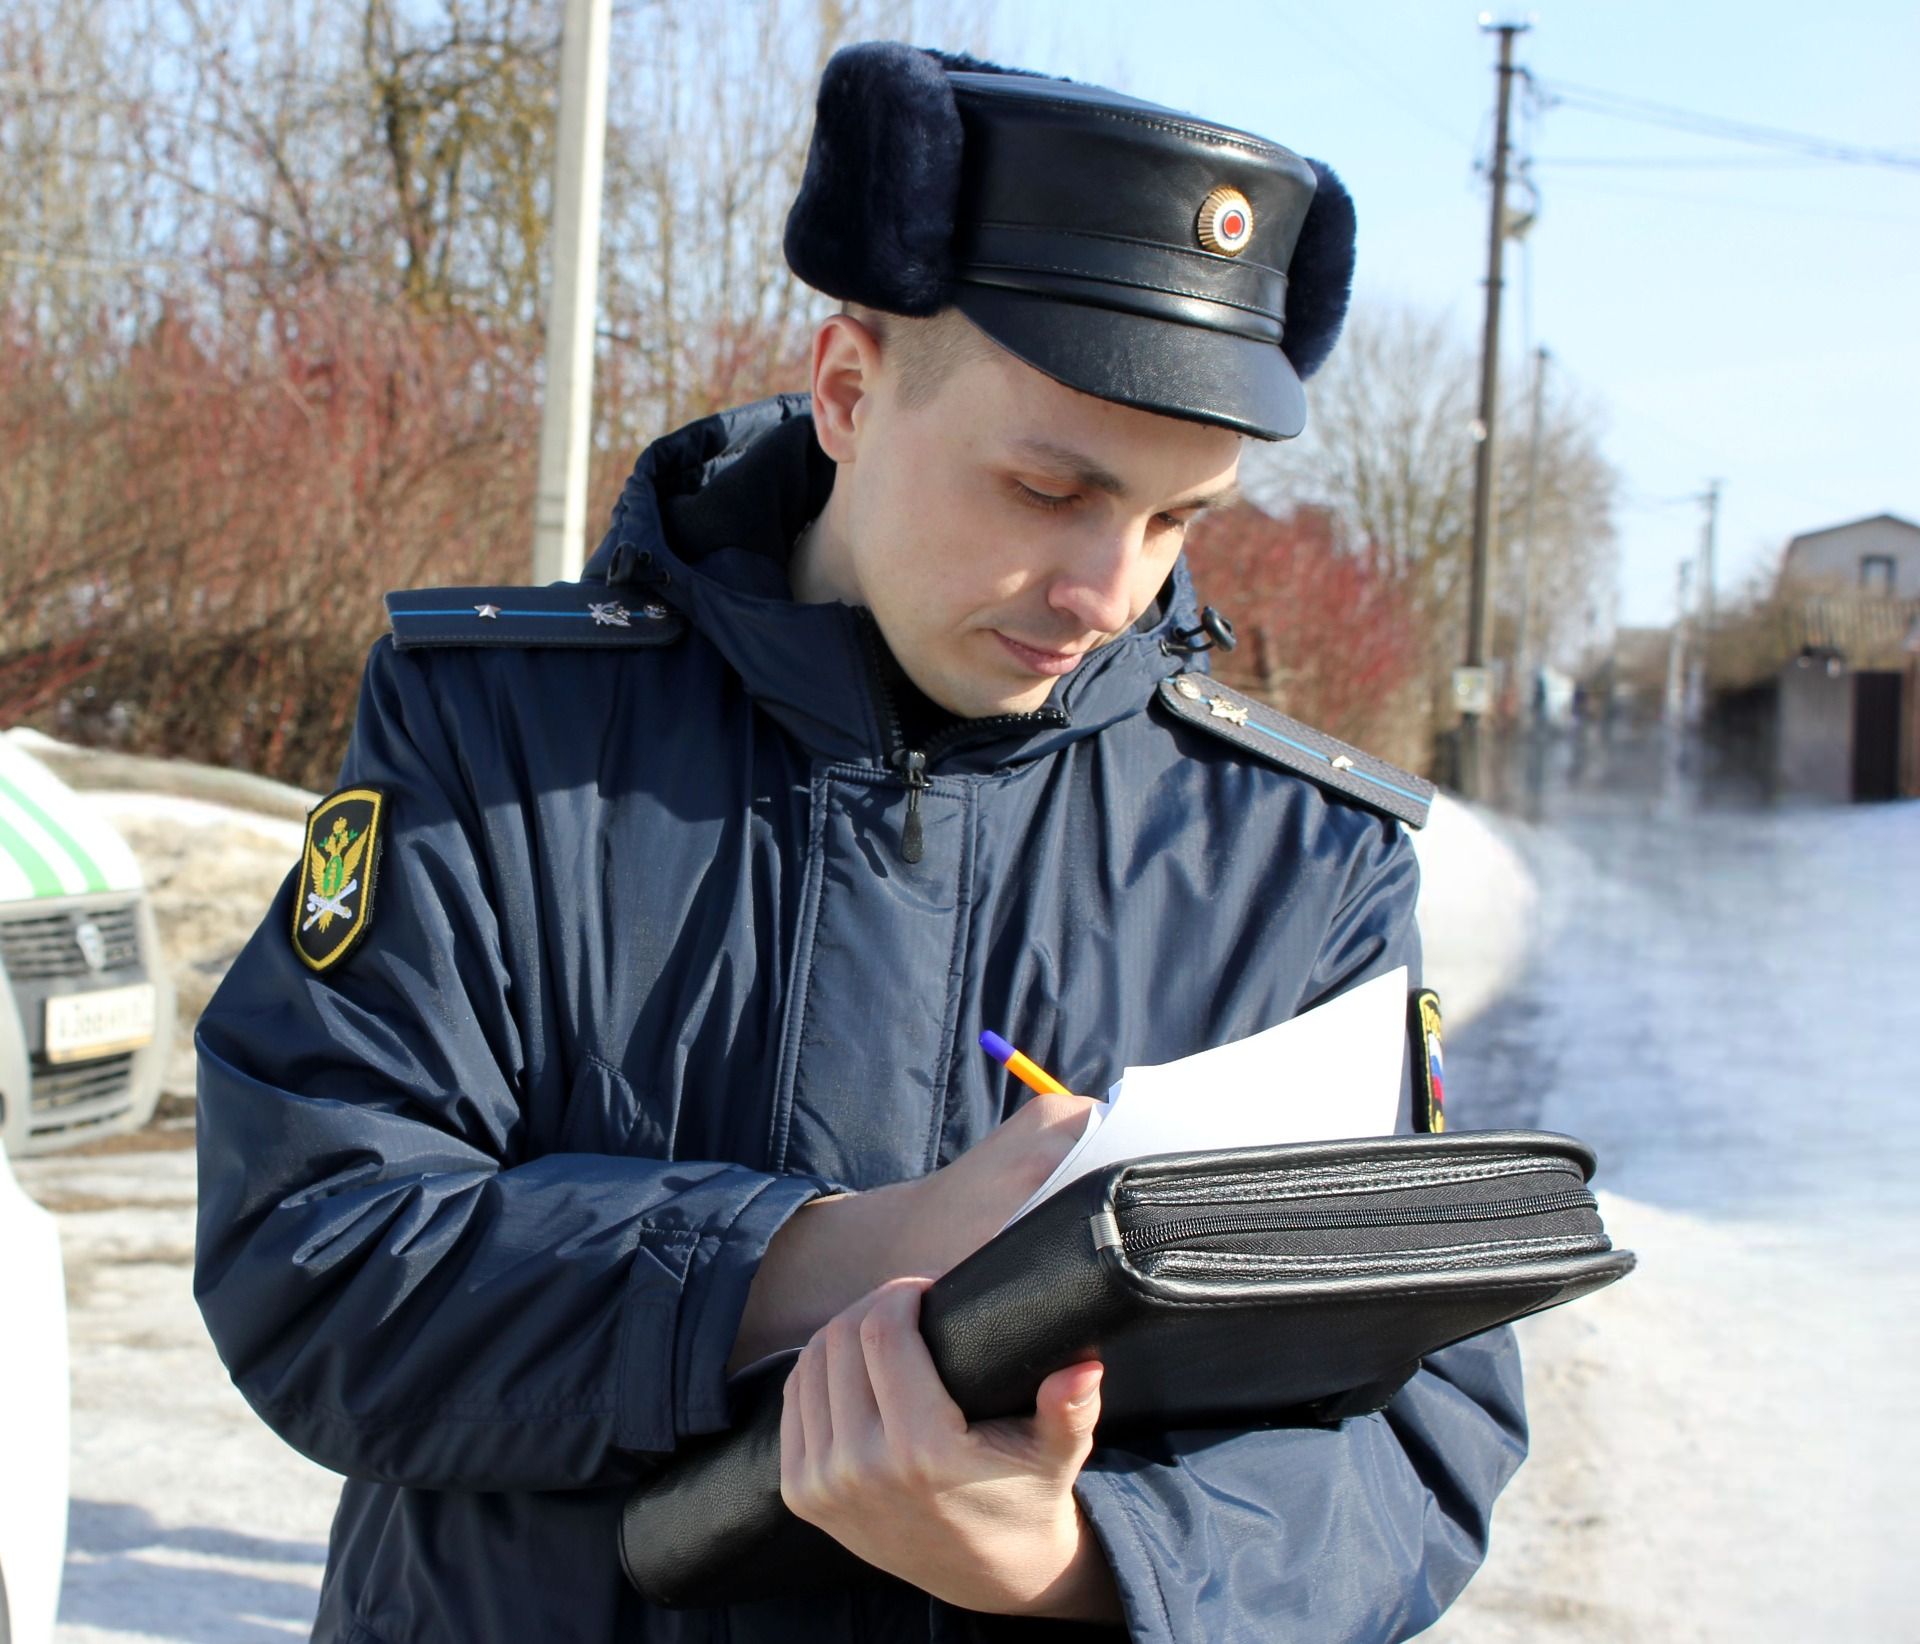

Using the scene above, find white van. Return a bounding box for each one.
[0,737,172,1156]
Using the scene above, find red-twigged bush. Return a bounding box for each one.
[0,287,545,788]
[1183,502,1427,769]
[0,285,819,789]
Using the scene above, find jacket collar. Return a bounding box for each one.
[583,395,1198,769]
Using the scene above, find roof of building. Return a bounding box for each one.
[1784,512,1920,553]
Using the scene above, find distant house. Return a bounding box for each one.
[1780,513,1920,599]
[1763,598,1917,801]
[1710,514,1920,802]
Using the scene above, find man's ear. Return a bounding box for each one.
[810,312,883,463]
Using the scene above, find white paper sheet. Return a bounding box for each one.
[1004,966,1408,1225]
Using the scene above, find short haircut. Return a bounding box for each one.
[842,302,998,410]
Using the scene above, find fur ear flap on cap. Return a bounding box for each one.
[782,42,964,315]
[1283,160,1357,380]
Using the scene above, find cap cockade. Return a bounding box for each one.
[1196,187,1255,256]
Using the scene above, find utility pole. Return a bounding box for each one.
[1456,17,1529,797]
[1513,344,1549,724]
[1664,557,1693,733]
[1686,479,1722,723]
[532,0,613,583]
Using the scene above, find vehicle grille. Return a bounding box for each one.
[28,1050,136,1135]
[0,902,141,980]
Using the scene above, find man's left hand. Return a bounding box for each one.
[779,1277,1123,1624]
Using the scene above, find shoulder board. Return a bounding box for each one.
[385,586,686,651]
[1156,673,1434,829]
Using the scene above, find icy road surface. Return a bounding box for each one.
[1426,739,1918,1643]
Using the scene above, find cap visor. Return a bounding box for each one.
[951,282,1306,441]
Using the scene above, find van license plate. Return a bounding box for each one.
[44,983,158,1063]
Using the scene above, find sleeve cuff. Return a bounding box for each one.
[613,1169,839,1450]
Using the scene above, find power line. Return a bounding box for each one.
[1533,76,1920,172]
[1535,155,1859,171]
[1536,174,1916,227]
[1275,0,1478,151]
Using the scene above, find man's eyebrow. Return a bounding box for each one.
[1172,478,1243,514]
[1008,437,1128,497]
[1008,438,1242,513]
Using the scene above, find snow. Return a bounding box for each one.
[1410,792,1537,1029]
[17,1149,338,1643]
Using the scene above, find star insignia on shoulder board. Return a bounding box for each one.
[474,603,501,619]
[589,601,631,627]
[1207,696,1250,725]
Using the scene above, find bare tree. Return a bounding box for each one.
[0,0,992,782]
[1251,297,1618,721]
[595,0,981,439]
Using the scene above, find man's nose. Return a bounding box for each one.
[1047,525,1140,637]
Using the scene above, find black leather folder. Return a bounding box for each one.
[618,1130,1634,1608]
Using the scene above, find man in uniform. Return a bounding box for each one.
[194,44,1525,1643]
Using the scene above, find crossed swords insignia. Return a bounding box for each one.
[303,877,359,930]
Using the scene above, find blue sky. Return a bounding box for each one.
[989,1,1920,629]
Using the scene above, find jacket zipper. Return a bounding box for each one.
[1120,1188,1596,1256]
[855,610,1067,865]
[891,747,929,863]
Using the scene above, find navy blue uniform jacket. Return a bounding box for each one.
[194,399,1525,1643]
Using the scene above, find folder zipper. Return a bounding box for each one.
[1120,1187,1597,1256]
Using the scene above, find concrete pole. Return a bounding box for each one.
[1686,479,1722,723]
[532,0,613,584]
[1665,558,1693,733]
[1458,19,1528,797]
[1664,556,1694,800]
[1514,344,1548,723]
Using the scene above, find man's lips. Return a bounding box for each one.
[992,630,1093,676]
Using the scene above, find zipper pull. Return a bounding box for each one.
[891,748,928,864]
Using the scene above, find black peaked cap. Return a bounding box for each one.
[783,43,1356,440]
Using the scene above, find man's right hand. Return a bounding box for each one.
[728,1091,1097,1373]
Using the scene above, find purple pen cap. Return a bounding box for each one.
[979,1030,1016,1065]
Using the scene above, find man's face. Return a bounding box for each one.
[824,332,1243,720]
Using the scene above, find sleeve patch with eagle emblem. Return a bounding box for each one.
[292,787,386,972]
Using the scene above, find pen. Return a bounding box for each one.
[979,1029,1074,1097]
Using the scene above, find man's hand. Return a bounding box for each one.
[780,1278,1122,1623]
[730,1093,1097,1371]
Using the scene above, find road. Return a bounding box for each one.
[1426,727,1918,1642]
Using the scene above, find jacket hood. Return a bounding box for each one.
[583,395,1202,769]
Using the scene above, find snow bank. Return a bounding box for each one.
[1411,793,1538,1028]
